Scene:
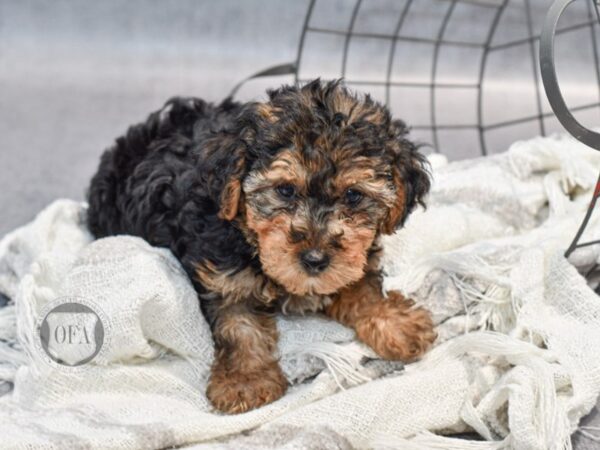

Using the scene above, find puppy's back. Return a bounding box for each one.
[86,97,241,241]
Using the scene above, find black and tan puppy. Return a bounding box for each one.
[87,79,436,414]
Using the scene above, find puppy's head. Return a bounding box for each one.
[214,80,430,296]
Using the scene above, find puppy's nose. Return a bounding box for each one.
[300,249,330,275]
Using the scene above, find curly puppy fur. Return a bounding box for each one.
[87,79,436,414]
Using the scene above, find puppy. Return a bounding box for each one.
[87,79,436,414]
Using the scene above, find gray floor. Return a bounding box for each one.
[0,1,599,447]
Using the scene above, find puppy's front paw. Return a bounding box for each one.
[355,291,436,362]
[207,360,287,414]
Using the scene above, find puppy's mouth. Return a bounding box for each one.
[253,227,370,296]
[277,250,363,296]
[261,253,364,296]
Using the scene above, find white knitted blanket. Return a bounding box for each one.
[1,133,600,449]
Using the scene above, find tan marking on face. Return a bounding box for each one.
[244,150,307,195]
[246,207,377,296]
[329,162,397,221]
[306,219,375,293]
[334,166,376,189]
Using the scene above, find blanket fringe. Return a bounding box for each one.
[408,251,516,334]
[409,331,576,449]
[285,341,374,388]
[576,426,600,443]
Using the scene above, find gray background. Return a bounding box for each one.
[0,1,599,447]
[1,0,600,236]
[0,0,306,236]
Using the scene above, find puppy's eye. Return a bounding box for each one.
[345,189,363,206]
[276,184,296,199]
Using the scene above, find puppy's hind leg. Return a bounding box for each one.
[206,303,287,414]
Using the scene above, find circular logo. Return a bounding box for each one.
[39,298,106,367]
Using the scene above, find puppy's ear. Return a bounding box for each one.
[218,101,285,220]
[219,146,246,221]
[203,130,252,222]
[381,121,431,234]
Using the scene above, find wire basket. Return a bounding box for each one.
[294,0,600,159]
[235,0,600,283]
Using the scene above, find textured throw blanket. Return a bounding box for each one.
[1,132,600,449]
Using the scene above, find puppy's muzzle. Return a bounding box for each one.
[300,249,330,275]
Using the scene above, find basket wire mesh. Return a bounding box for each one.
[233,0,600,286]
[540,0,600,288]
[295,0,600,159]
